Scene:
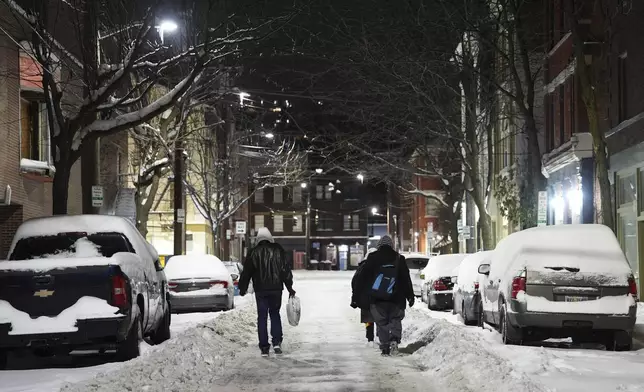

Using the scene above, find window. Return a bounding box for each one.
[20,98,49,162]
[273,215,284,232]
[254,189,264,203]
[186,233,194,252]
[558,85,565,145]
[618,214,638,284]
[315,214,332,231]
[618,54,627,123]
[324,187,332,200]
[273,186,283,203]
[352,214,360,230]
[343,215,351,230]
[254,215,265,230]
[316,185,323,199]
[425,199,433,216]
[618,173,636,205]
[293,215,303,232]
[292,185,302,204]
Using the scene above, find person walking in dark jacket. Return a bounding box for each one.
[351,249,377,344]
[239,227,296,357]
[354,235,414,356]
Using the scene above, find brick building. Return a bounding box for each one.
[0,3,83,257]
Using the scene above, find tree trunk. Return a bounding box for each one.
[450,212,460,254]
[52,159,71,215]
[522,114,546,228]
[135,175,162,237]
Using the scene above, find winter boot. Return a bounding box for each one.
[274,345,283,355]
[366,323,374,342]
[390,341,399,356]
[261,347,270,357]
[380,344,391,356]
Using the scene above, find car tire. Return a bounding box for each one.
[150,302,171,345]
[117,307,142,361]
[462,301,476,326]
[606,330,632,352]
[228,296,235,310]
[0,349,7,370]
[500,303,522,345]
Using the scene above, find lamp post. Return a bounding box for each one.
[304,183,311,269]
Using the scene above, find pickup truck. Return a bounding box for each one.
[0,215,171,368]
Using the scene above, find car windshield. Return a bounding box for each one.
[9,232,134,260]
[406,258,429,270]
[225,264,239,275]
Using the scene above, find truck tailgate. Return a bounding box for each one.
[0,263,117,318]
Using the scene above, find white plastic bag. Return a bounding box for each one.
[286,295,301,327]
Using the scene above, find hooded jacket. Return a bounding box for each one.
[238,228,294,294]
[353,236,414,309]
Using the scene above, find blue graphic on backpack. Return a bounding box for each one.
[371,263,397,300]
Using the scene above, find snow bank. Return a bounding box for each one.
[422,254,468,281]
[0,297,121,335]
[518,292,635,315]
[60,302,259,392]
[402,309,548,392]
[165,254,231,282]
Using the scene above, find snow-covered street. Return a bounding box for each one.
[5,271,644,392]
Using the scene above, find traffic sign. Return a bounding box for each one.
[91,185,103,207]
[235,221,247,235]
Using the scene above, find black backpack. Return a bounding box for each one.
[370,257,399,300]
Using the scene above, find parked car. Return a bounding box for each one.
[166,255,234,312]
[223,261,251,296]
[478,224,637,350]
[420,254,468,310]
[0,215,171,369]
[453,251,493,325]
[399,252,431,297]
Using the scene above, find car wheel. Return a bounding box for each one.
[228,296,235,310]
[606,330,632,352]
[117,306,142,361]
[150,302,171,345]
[500,303,521,345]
[461,301,472,325]
[0,349,7,370]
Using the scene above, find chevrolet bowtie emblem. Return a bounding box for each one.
[33,289,54,298]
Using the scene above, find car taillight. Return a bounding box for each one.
[209,280,228,289]
[628,276,638,300]
[433,280,448,291]
[233,281,238,286]
[474,282,479,291]
[168,281,178,292]
[111,274,128,307]
[511,276,526,299]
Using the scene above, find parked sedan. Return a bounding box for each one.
[453,251,493,325]
[479,224,637,350]
[399,252,431,297]
[421,254,468,310]
[224,261,252,296]
[165,255,235,312]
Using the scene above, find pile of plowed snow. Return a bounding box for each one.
[61,303,259,392]
[402,309,549,392]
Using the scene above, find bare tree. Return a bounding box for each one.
[3,0,291,214]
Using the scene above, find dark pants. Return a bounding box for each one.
[255,291,283,349]
[366,322,374,341]
[371,302,405,347]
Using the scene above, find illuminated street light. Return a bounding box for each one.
[300,183,307,188]
[157,20,178,44]
[315,168,323,174]
[264,132,274,139]
[357,173,364,183]
[414,232,419,237]
[239,92,250,105]
[371,207,378,215]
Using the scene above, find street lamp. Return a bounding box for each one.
[157,20,178,44]
[264,132,274,139]
[239,91,250,106]
[371,207,378,215]
[300,182,307,188]
[357,173,364,183]
[315,168,323,174]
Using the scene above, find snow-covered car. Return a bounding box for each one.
[223,261,252,296]
[478,224,637,350]
[453,251,493,325]
[399,252,431,297]
[420,254,468,310]
[0,215,171,369]
[166,255,235,312]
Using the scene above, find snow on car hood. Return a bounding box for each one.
[165,254,232,283]
[0,296,122,335]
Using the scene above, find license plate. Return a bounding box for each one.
[564,296,588,302]
[187,287,201,291]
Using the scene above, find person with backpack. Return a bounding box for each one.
[239,227,296,357]
[354,235,414,356]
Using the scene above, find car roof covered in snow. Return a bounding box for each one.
[456,251,494,292]
[490,224,632,287]
[422,253,468,280]
[8,215,152,260]
[165,254,232,283]
[400,252,430,259]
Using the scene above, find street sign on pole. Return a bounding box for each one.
[537,191,548,226]
[91,185,103,207]
[176,208,185,223]
[226,229,232,240]
[235,221,247,235]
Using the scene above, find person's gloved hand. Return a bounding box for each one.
[408,297,415,308]
[350,301,358,309]
[288,288,296,297]
[240,290,247,297]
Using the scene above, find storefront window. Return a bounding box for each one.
[639,170,644,213]
[619,173,636,205]
[619,214,638,285]
[552,185,564,225]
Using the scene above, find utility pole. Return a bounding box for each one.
[173,139,185,255]
[82,0,100,214]
[304,188,311,268]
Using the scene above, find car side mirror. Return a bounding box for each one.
[478,263,491,275]
[231,273,239,281]
[154,258,165,271]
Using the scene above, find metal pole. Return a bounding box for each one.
[173,141,185,255]
[305,189,311,268]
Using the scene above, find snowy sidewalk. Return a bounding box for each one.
[61,271,442,392]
